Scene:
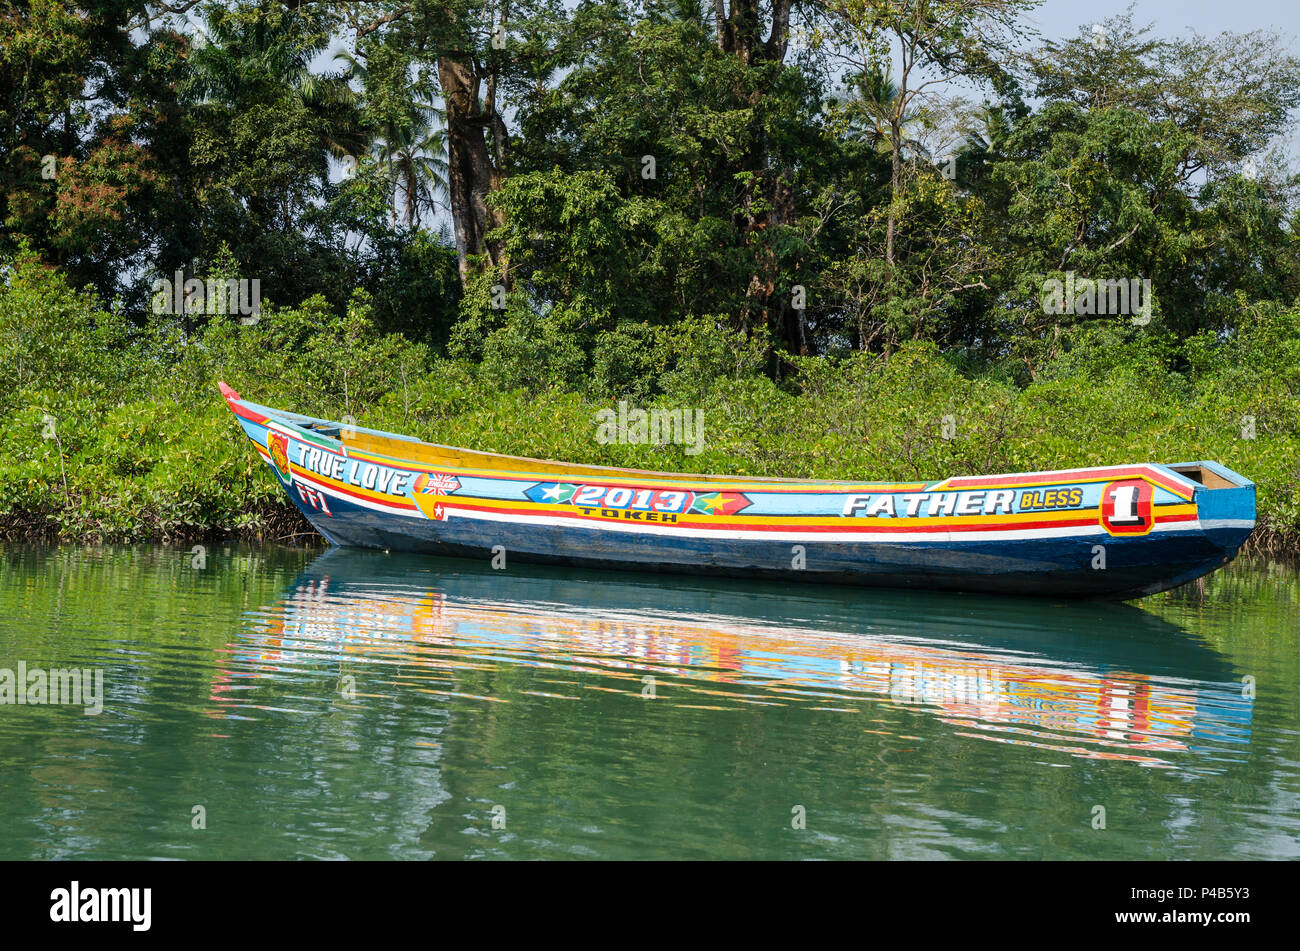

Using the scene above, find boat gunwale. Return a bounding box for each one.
[230,394,933,490]
[221,384,1239,497]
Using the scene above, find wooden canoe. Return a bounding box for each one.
[220,383,1256,599]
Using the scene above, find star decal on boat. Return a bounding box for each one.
[689,492,751,515]
[525,482,577,504]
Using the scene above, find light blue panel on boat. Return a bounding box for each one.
[452,476,533,501]
[1196,484,1256,524]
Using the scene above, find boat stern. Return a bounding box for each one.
[1166,461,1257,557]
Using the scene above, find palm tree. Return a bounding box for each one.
[187,4,366,166]
[833,67,931,162]
[334,50,450,228]
[386,106,450,228]
[176,5,367,309]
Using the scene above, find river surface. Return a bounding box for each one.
[0,544,1296,859]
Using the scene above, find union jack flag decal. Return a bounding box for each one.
[414,471,461,494]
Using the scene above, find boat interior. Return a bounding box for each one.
[295,417,814,483]
[1165,463,1243,490]
[274,398,1251,490]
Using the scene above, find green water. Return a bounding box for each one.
[0,543,1296,860]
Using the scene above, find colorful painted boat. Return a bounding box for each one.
[219,383,1256,599]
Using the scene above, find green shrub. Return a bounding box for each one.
[3,246,1300,551]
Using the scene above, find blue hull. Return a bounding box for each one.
[291,489,1242,599]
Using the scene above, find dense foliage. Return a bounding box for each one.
[2,1,1299,549]
[3,247,1299,549]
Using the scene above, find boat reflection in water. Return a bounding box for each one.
[215,548,1253,769]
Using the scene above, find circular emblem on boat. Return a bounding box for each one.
[1099,478,1154,536]
[267,430,291,482]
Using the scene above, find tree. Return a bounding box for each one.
[985,14,1300,370]
[183,1,365,309]
[821,0,1037,267]
[336,48,450,227]
[830,67,931,158]
[0,0,191,306]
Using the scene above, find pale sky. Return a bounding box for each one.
[1031,0,1297,48]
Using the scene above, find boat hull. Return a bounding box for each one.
[220,385,1256,600]
[297,496,1238,599]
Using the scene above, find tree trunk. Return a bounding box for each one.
[714,0,800,358]
[438,55,506,282]
[886,118,901,266]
